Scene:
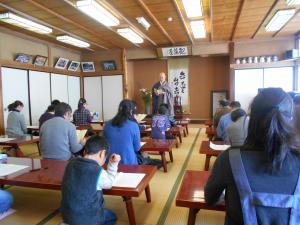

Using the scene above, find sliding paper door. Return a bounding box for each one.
[51,73,68,103]
[84,77,103,121]
[1,67,30,127]
[29,71,51,125]
[102,75,123,121]
[68,76,81,113]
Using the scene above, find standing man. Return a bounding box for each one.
[152,72,174,118]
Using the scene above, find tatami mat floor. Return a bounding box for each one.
[1,125,225,225]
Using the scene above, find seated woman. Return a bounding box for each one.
[225,108,249,147]
[205,88,300,225]
[104,100,141,165]
[73,98,92,126]
[6,100,27,137]
[151,104,171,139]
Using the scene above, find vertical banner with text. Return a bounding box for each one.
[168,58,190,113]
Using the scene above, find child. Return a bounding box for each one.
[0,190,13,218]
[6,100,27,137]
[61,135,120,225]
[73,98,93,126]
[151,104,172,139]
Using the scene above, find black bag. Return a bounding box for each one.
[136,152,162,168]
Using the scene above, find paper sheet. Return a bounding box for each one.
[76,130,87,142]
[112,172,145,188]
[0,164,29,177]
[209,142,230,151]
[145,128,152,131]
[135,114,147,123]
[0,138,16,142]
[27,126,39,129]
[140,142,146,147]
[192,190,205,199]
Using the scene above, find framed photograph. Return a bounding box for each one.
[101,60,117,71]
[68,61,80,72]
[15,53,32,63]
[55,57,69,69]
[81,62,95,72]
[210,90,229,118]
[33,55,47,66]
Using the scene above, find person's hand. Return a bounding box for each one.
[80,138,87,145]
[109,154,121,163]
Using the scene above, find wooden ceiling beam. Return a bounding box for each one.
[135,0,176,45]
[251,0,280,39]
[230,0,245,41]
[63,0,141,48]
[25,0,113,49]
[0,2,100,51]
[101,0,157,46]
[172,0,194,45]
[273,9,300,37]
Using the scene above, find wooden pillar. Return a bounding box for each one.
[122,49,129,99]
[229,42,235,100]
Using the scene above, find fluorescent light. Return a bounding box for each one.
[190,20,206,38]
[76,0,119,27]
[0,12,52,34]
[286,0,300,5]
[117,28,144,44]
[265,9,295,32]
[182,0,203,18]
[56,35,90,48]
[136,17,151,30]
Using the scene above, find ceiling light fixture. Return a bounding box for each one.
[286,0,300,5]
[76,0,120,27]
[182,0,203,18]
[0,12,52,34]
[136,17,151,30]
[117,28,144,44]
[190,20,206,38]
[265,9,295,32]
[56,35,90,48]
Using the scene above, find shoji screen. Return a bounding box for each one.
[29,71,51,125]
[84,77,103,120]
[51,73,68,103]
[235,69,263,111]
[102,75,123,121]
[68,76,81,112]
[1,67,30,128]
[264,67,293,92]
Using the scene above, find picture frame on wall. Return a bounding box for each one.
[101,60,117,71]
[15,53,32,63]
[68,61,80,72]
[54,57,69,69]
[81,62,95,72]
[210,90,229,118]
[33,55,48,66]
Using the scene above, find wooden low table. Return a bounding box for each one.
[0,158,156,225]
[199,141,224,171]
[28,125,103,135]
[174,113,191,120]
[140,127,184,145]
[204,120,213,127]
[141,138,176,172]
[176,170,225,225]
[176,120,190,136]
[0,135,40,155]
[205,127,216,141]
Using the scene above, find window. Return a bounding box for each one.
[235,69,263,111]
[235,67,294,110]
[264,67,293,92]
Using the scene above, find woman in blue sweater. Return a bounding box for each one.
[104,100,141,165]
